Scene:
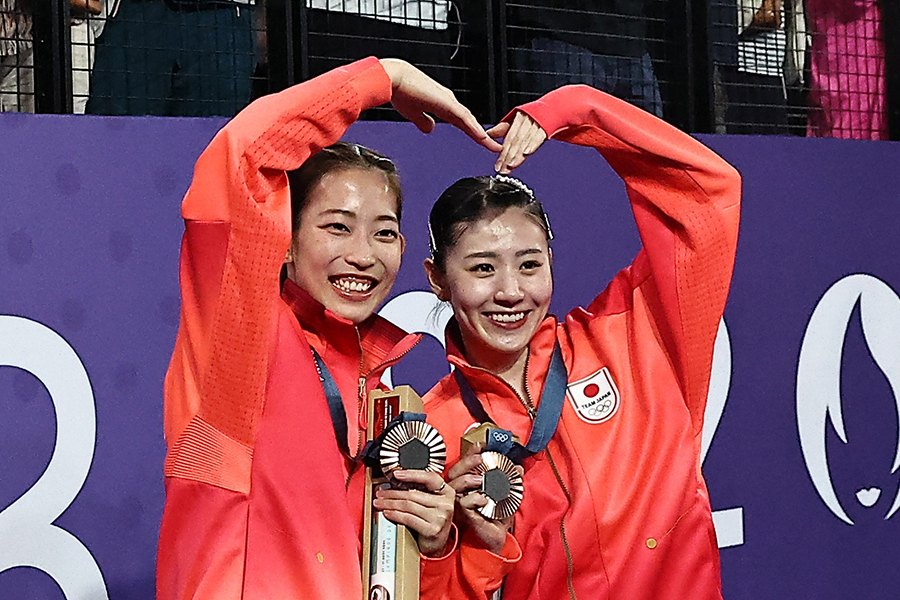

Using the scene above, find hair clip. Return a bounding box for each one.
[490,174,535,201]
[428,221,438,257]
[490,175,552,240]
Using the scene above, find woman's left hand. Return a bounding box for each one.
[372,469,456,557]
[446,446,516,554]
[488,111,548,175]
[379,58,503,153]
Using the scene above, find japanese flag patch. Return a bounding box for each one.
[566,367,620,424]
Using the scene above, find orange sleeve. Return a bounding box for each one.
[156,479,248,600]
[420,528,521,600]
[512,86,742,432]
[158,60,393,600]
[163,57,392,491]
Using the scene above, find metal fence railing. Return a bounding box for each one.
[708,0,897,140]
[1,0,36,112]
[85,1,261,117]
[4,0,898,140]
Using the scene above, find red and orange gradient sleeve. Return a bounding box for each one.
[158,59,393,600]
[163,57,392,485]
[420,527,522,600]
[513,86,742,433]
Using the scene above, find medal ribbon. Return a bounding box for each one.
[454,342,568,464]
[484,427,516,455]
[310,347,353,459]
[359,412,427,469]
[311,346,426,466]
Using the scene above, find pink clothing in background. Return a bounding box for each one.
[806,0,888,140]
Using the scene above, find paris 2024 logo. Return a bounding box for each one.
[797,274,900,525]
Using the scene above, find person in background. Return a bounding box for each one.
[87,0,255,116]
[70,0,108,113]
[723,0,807,134]
[806,0,888,139]
[883,0,899,137]
[303,0,459,88]
[507,0,664,118]
[0,0,103,113]
[0,0,33,112]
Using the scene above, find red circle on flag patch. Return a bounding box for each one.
[583,383,600,398]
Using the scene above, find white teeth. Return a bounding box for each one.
[333,278,374,293]
[490,312,525,323]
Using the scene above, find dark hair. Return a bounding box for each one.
[287,141,402,233]
[428,175,552,269]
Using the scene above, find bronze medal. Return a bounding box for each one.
[475,451,524,520]
[379,420,447,477]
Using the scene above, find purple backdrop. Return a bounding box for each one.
[1,112,898,599]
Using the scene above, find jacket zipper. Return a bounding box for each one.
[345,331,421,489]
[345,328,367,489]
[520,355,578,600]
[459,357,578,598]
[546,450,578,600]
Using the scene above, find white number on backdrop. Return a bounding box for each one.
[379,291,452,388]
[0,315,109,599]
[382,292,743,548]
[703,318,744,549]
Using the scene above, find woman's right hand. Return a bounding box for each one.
[487,111,547,175]
[446,444,515,554]
[379,59,502,153]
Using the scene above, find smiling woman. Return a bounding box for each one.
[284,145,405,324]
[155,58,501,600]
[425,176,553,385]
[419,86,742,600]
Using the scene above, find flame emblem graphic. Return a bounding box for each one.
[796,274,900,525]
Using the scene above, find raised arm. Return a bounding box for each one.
[502,85,741,430]
[160,59,497,600]
[165,58,393,457]
[166,58,499,456]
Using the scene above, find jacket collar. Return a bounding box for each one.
[444,314,559,417]
[281,278,420,376]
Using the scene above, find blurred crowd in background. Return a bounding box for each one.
[1,0,897,140]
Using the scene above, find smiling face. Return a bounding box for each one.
[427,207,553,372]
[285,168,404,323]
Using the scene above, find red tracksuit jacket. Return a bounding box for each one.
[157,58,430,600]
[423,85,742,599]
